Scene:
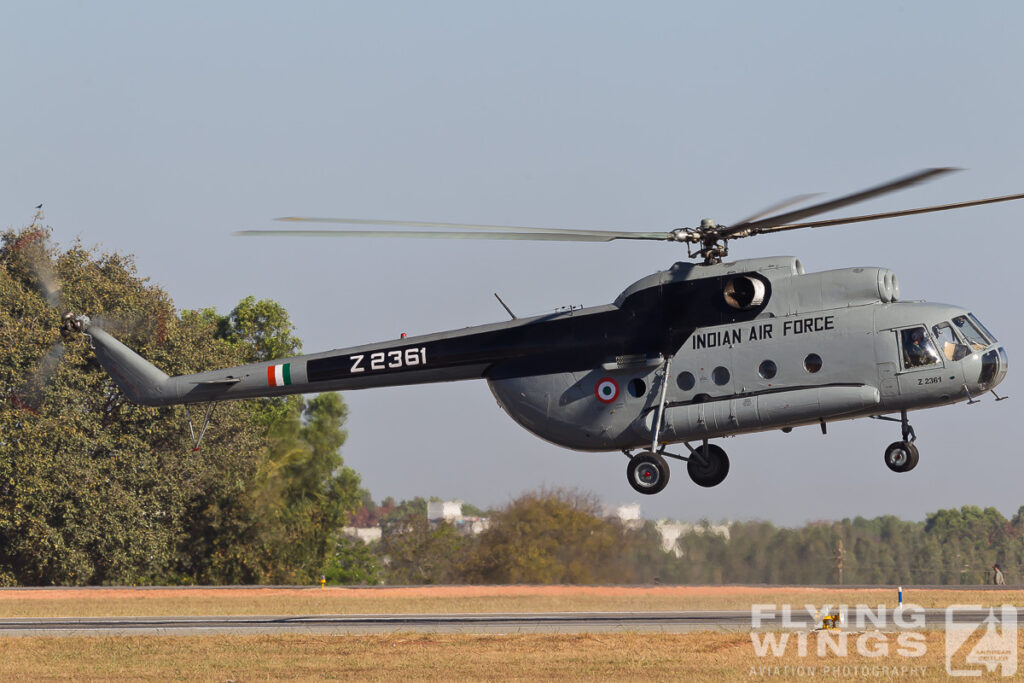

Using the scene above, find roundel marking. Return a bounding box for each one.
[595,377,620,404]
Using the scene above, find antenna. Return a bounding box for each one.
[494,293,517,320]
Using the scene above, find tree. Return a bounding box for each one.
[0,227,365,585]
[1,229,264,584]
[467,490,646,584]
[323,535,382,585]
[200,297,304,429]
[376,498,475,584]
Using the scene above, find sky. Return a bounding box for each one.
[2,2,1023,526]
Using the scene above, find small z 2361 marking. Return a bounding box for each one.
[349,347,427,373]
[917,376,941,385]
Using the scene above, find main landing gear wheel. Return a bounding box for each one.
[627,451,670,495]
[687,443,730,487]
[884,441,919,473]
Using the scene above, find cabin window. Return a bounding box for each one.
[804,353,823,373]
[628,378,647,398]
[758,360,777,380]
[677,371,695,391]
[899,327,940,369]
[932,322,969,361]
[712,366,730,386]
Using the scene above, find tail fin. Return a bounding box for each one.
[83,319,173,406]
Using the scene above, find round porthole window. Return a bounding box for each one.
[804,353,823,373]
[628,378,647,398]
[758,360,777,380]
[677,371,696,391]
[712,366,731,386]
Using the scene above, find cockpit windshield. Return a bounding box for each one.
[932,322,970,361]
[968,313,996,344]
[953,314,993,350]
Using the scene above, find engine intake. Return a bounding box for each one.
[723,275,766,310]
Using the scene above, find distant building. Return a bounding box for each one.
[601,504,730,555]
[655,520,730,557]
[603,503,644,530]
[427,500,490,535]
[341,526,382,544]
[427,500,464,522]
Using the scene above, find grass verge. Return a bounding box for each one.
[1,631,1016,681]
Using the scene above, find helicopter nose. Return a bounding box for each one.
[994,345,1008,387]
[976,345,1008,392]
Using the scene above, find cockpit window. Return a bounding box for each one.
[968,313,996,344]
[932,322,970,361]
[953,315,991,350]
[900,326,941,369]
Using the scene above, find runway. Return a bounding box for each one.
[1,608,1020,636]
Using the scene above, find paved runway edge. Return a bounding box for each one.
[2,609,1021,637]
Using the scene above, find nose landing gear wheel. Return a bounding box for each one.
[884,441,919,473]
[687,443,730,487]
[627,451,670,495]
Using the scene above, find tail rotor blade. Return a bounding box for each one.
[11,341,65,412]
[17,234,64,310]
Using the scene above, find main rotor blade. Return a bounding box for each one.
[746,191,1024,234]
[276,216,631,237]
[237,229,672,242]
[722,167,959,238]
[731,193,822,226]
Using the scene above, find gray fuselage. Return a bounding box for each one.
[84,256,1008,455]
[487,257,1007,451]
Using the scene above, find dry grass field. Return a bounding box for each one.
[1,584,1022,618]
[1,586,1021,680]
[0,631,1019,681]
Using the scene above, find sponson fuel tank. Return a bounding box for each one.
[636,385,881,441]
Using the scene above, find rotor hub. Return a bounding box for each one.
[60,312,87,336]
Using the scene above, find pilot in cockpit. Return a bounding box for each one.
[903,328,939,368]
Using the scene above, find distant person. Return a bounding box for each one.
[993,563,1006,585]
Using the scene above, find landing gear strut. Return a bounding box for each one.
[877,409,919,473]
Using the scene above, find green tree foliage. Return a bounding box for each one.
[377,498,476,584]
[323,535,382,585]
[199,297,303,429]
[367,491,1024,586]
[0,227,366,585]
[468,490,635,584]
[371,490,681,585]
[207,296,302,364]
[672,505,1024,585]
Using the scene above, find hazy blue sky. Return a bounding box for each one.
[3,2,1023,525]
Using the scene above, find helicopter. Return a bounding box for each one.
[50,168,1019,494]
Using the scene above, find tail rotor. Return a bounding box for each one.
[7,230,72,412]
